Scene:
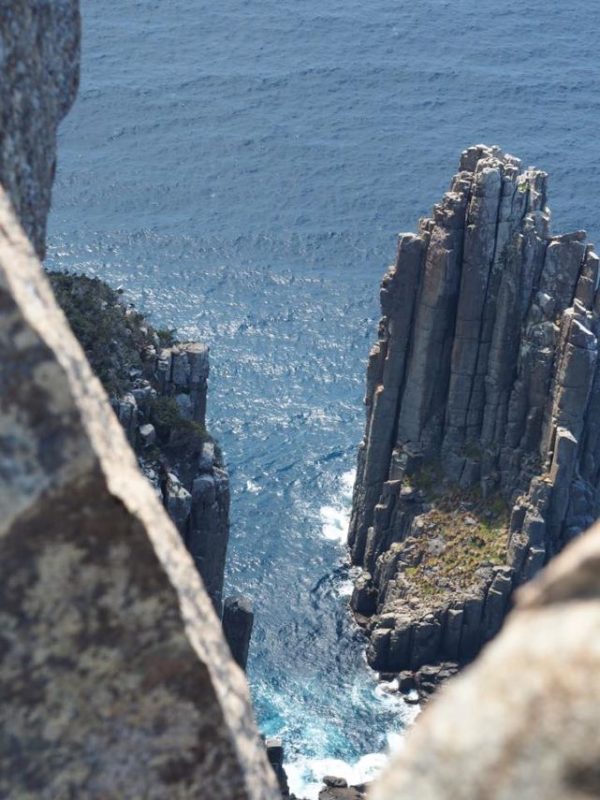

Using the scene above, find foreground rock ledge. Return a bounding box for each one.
[370,520,600,800]
[0,189,278,798]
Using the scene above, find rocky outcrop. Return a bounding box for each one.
[319,777,367,800]
[48,272,235,618]
[115,340,230,615]
[0,0,80,256]
[0,187,278,798]
[349,145,600,675]
[369,519,600,800]
[266,739,290,798]
[223,595,255,671]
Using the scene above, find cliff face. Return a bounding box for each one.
[0,0,80,256]
[114,339,231,615]
[349,145,600,676]
[48,273,235,620]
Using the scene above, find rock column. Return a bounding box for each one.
[349,145,600,676]
[223,595,255,671]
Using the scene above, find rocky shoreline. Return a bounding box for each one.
[349,144,600,683]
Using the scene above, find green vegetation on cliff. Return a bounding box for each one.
[48,270,213,452]
[401,478,510,601]
[48,271,160,396]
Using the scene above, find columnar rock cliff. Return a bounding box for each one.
[48,272,252,655]
[113,339,231,615]
[349,145,600,676]
[0,0,80,257]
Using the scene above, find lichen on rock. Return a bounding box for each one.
[0,185,278,799]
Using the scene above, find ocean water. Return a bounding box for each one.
[47,1,600,796]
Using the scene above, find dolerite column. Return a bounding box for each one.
[265,738,290,798]
[223,595,255,670]
[348,144,600,678]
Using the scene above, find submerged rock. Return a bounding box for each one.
[349,144,600,677]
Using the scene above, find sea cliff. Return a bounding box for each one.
[349,145,600,686]
[48,273,234,616]
[3,2,600,797]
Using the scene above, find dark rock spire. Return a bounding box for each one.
[349,145,600,675]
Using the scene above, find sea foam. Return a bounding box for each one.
[320,469,355,543]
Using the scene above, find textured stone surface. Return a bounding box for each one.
[115,338,230,615]
[350,145,600,676]
[320,782,367,800]
[0,0,80,255]
[0,189,278,799]
[369,521,600,800]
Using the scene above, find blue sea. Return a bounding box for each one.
[47,1,600,796]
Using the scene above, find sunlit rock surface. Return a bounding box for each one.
[370,520,600,800]
[0,188,278,799]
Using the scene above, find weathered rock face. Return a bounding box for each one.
[369,520,600,800]
[114,339,231,615]
[349,145,600,675]
[0,188,278,798]
[48,272,235,618]
[0,0,80,256]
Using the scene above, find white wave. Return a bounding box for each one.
[340,468,356,498]
[374,681,422,721]
[285,704,421,799]
[319,468,356,543]
[282,678,421,800]
[320,504,349,543]
[335,578,356,597]
[287,743,403,800]
[376,678,399,695]
[245,479,261,494]
[286,753,386,800]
